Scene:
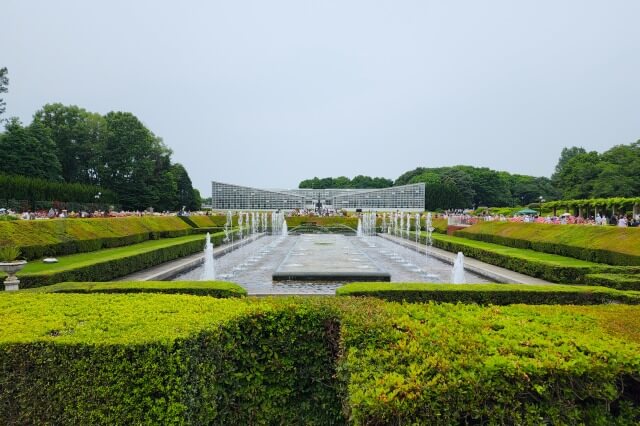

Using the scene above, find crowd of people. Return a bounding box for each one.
[459,213,640,227]
[2,205,639,228]
[1,208,190,220]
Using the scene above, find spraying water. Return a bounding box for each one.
[202,232,216,280]
[451,252,466,284]
[357,217,363,237]
[282,219,288,236]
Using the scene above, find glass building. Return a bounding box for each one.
[211,181,425,211]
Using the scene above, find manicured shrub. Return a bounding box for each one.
[15,235,207,288]
[339,301,640,424]
[0,216,193,260]
[0,294,343,424]
[0,173,117,204]
[285,216,359,229]
[1,296,639,424]
[13,230,242,288]
[412,232,638,285]
[32,280,247,298]
[456,221,640,266]
[584,273,640,291]
[336,282,640,305]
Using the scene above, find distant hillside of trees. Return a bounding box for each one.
[298,140,640,210]
[299,175,393,189]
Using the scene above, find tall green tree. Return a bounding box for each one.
[552,146,587,184]
[32,103,105,184]
[171,163,198,210]
[100,112,163,210]
[0,118,62,181]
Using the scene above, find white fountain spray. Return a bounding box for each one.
[415,213,421,250]
[202,232,215,280]
[451,252,466,284]
[357,217,363,237]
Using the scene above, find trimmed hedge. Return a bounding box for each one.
[0,294,343,424]
[336,282,640,305]
[340,301,640,424]
[456,221,640,266]
[0,216,194,260]
[584,273,640,291]
[417,232,637,285]
[31,281,247,298]
[0,173,118,204]
[13,234,211,288]
[2,296,639,424]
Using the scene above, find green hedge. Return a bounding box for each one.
[0,173,118,204]
[336,282,640,305]
[31,281,247,298]
[2,295,639,424]
[14,234,211,288]
[0,216,193,260]
[456,221,640,266]
[584,273,640,291]
[416,232,636,285]
[340,301,640,424]
[0,294,343,424]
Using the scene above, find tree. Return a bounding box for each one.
[0,67,8,120]
[0,118,62,181]
[32,103,105,184]
[99,112,162,210]
[171,163,198,211]
[552,146,587,184]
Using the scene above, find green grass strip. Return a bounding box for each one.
[431,233,598,267]
[16,234,204,276]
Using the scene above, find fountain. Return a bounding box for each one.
[202,232,216,280]
[451,252,466,284]
[357,217,363,237]
[282,219,288,237]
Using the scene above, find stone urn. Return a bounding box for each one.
[0,260,27,291]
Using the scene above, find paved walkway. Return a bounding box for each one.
[379,234,551,285]
[118,234,265,281]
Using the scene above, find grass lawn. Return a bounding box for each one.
[430,233,600,267]
[15,234,204,276]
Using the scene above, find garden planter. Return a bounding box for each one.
[0,260,27,291]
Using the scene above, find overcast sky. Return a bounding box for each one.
[2,1,640,194]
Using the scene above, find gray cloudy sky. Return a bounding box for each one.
[3,1,640,194]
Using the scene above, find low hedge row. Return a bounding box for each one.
[0,294,343,424]
[456,221,640,266]
[1,295,639,424]
[31,281,247,298]
[0,216,193,260]
[15,234,210,288]
[336,282,640,305]
[584,273,640,291]
[416,232,632,285]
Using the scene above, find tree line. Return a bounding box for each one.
[0,104,200,211]
[299,140,640,210]
[299,175,393,189]
[0,68,199,211]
